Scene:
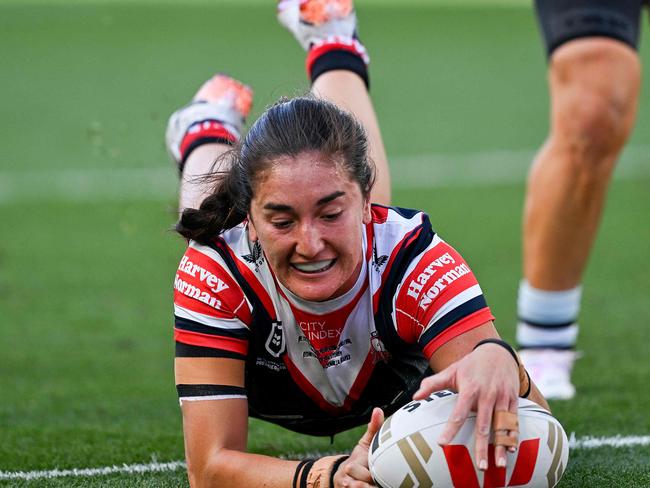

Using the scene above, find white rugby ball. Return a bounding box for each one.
[368,390,568,488]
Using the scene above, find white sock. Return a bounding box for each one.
[516,280,581,349]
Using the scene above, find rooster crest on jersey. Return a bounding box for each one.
[368,391,569,488]
[242,240,265,271]
[372,243,388,273]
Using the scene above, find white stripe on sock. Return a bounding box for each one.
[516,321,579,348]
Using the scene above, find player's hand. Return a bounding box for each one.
[413,344,520,472]
[333,407,384,488]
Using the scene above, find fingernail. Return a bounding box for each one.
[438,435,449,445]
[479,460,487,471]
[497,457,506,467]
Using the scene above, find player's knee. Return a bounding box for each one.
[549,39,640,164]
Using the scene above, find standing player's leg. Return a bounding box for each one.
[516,0,643,399]
[166,74,253,212]
[278,0,391,205]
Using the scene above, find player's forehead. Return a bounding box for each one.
[251,152,361,208]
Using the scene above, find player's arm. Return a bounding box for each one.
[393,235,548,472]
[176,356,301,487]
[173,244,302,486]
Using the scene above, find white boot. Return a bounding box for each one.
[519,349,580,400]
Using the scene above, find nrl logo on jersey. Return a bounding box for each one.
[242,241,265,271]
[265,320,286,357]
[372,244,388,273]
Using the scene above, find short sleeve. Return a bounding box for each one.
[393,238,494,358]
[173,243,252,359]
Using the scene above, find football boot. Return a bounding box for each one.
[519,348,580,400]
[277,0,369,64]
[165,74,253,170]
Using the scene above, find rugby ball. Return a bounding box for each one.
[368,391,568,488]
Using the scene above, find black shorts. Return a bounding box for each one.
[535,0,648,56]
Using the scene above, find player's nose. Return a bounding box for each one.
[294,222,325,258]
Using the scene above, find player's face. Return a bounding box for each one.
[248,152,371,302]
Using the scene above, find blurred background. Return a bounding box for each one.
[1,0,648,485]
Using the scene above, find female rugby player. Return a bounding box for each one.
[165,1,548,486]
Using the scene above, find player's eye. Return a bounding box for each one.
[271,220,293,229]
[322,211,342,221]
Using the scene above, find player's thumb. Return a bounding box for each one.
[359,408,384,448]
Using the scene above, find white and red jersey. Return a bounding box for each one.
[173,205,493,435]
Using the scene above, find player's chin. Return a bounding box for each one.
[285,270,342,301]
[289,281,340,302]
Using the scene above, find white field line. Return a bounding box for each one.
[0,145,648,204]
[1,434,649,481]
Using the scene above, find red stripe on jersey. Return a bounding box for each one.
[283,355,344,416]
[394,241,478,342]
[370,205,390,224]
[364,222,373,262]
[174,285,244,321]
[175,247,252,324]
[174,328,249,355]
[213,237,278,321]
[421,308,494,358]
[343,351,376,408]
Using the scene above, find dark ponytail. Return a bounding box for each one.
[176,95,375,245]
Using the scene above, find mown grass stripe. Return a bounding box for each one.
[568,434,650,449]
[0,460,187,481]
[1,145,648,204]
[1,435,648,481]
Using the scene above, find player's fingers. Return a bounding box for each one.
[413,367,455,400]
[492,395,513,467]
[437,388,473,445]
[506,396,520,453]
[474,392,496,471]
[359,408,384,448]
[492,398,520,465]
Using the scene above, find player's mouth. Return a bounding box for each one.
[291,259,336,274]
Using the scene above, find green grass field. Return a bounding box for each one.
[1,1,649,486]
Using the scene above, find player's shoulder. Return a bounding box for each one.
[370,204,430,228]
[174,234,251,319]
[367,204,436,278]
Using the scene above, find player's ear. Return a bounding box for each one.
[362,199,372,225]
[247,214,258,241]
